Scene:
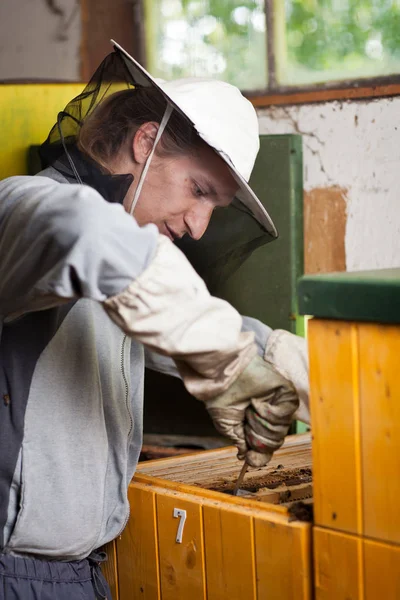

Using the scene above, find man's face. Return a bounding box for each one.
[130,144,238,241]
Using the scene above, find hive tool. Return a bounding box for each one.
[233,460,249,496]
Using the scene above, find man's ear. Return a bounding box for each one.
[132,121,160,164]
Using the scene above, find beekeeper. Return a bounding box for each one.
[0,41,309,599]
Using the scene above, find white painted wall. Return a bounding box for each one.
[258,98,400,271]
[0,0,81,80]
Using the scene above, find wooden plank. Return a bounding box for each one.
[80,0,141,82]
[137,432,310,472]
[134,472,289,517]
[203,504,256,600]
[308,319,362,533]
[126,481,311,600]
[137,449,312,488]
[117,484,160,600]
[314,527,363,600]
[249,82,400,107]
[156,494,206,600]
[359,323,400,544]
[364,537,400,599]
[101,540,119,600]
[136,433,311,482]
[303,186,347,274]
[254,514,312,600]
[314,528,400,599]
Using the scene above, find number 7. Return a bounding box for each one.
[173,508,187,543]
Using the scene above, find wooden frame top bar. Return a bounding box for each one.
[248,83,400,107]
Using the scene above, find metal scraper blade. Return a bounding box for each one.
[232,461,249,496]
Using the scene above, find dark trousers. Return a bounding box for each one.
[0,552,111,599]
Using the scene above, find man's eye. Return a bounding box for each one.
[193,185,204,197]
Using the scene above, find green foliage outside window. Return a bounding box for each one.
[145,0,400,90]
[144,0,268,90]
[281,0,400,85]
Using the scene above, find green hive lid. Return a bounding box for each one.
[298,268,400,323]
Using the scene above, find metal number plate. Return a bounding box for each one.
[173,508,187,543]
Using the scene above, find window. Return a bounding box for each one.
[143,0,400,95]
[278,0,400,88]
[144,0,268,90]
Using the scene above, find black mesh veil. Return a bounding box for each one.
[40,51,134,170]
[40,48,275,294]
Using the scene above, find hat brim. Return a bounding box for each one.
[111,40,278,238]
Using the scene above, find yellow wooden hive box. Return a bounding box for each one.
[106,269,400,600]
[299,269,400,600]
[115,433,313,600]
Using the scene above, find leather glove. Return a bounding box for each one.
[205,354,300,467]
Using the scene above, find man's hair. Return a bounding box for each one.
[78,87,205,171]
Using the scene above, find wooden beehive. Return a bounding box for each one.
[104,269,400,600]
[299,268,400,599]
[114,433,313,600]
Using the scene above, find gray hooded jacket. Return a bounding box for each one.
[0,167,270,560]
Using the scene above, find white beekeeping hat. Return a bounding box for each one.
[112,40,277,237]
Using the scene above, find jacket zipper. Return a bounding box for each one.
[118,334,132,538]
[120,334,133,436]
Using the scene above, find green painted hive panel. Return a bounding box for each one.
[216,133,304,332]
[298,268,400,324]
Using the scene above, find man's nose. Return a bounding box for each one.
[184,204,214,240]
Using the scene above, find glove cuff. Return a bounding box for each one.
[264,329,310,425]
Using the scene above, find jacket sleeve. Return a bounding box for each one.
[144,315,272,377]
[0,175,158,319]
[144,316,310,424]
